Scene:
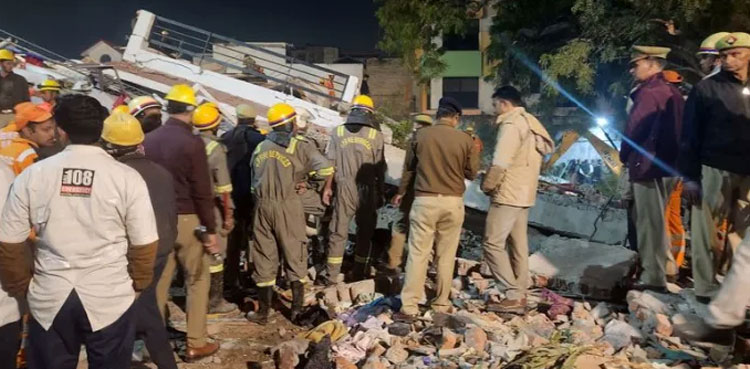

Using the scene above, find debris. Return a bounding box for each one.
[388,322,411,337]
[384,340,409,364]
[300,320,349,343]
[464,326,488,352]
[603,320,643,351]
[303,336,333,369]
[441,328,460,350]
[654,313,673,337]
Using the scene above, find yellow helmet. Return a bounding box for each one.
[267,103,297,128]
[351,95,374,113]
[192,102,221,130]
[128,96,162,117]
[112,105,130,114]
[698,32,731,55]
[101,112,145,146]
[0,49,14,61]
[165,84,197,106]
[37,79,62,92]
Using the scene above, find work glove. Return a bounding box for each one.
[481,166,505,195]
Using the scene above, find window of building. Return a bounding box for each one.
[442,20,479,51]
[99,54,112,63]
[443,77,478,109]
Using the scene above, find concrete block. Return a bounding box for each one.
[349,279,375,303]
[528,236,636,300]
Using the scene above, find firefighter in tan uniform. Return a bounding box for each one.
[319,95,386,285]
[246,103,334,325]
[192,102,238,315]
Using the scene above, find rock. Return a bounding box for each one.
[385,341,409,364]
[573,354,609,369]
[438,345,468,358]
[465,326,488,352]
[337,284,352,304]
[441,328,459,350]
[654,313,673,336]
[626,290,678,316]
[322,287,339,305]
[388,322,411,337]
[273,339,309,369]
[362,356,388,369]
[524,314,556,339]
[479,261,493,277]
[369,343,386,357]
[451,277,464,291]
[334,356,357,369]
[591,302,612,325]
[528,236,636,300]
[455,258,479,276]
[407,345,436,356]
[349,279,376,303]
[572,302,594,324]
[432,312,466,330]
[377,313,393,326]
[603,320,643,350]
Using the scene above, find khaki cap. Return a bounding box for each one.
[698,32,731,55]
[413,114,433,126]
[236,104,257,119]
[630,45,671,63]
[717,32,750,51]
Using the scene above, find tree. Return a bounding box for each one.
[488,0,750,128]
[375,0,483,111]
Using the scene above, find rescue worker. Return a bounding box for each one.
[145,84,220,361]
[0,49,30,128]
[246,103,334,325]
[396,97,480,320]
[294,106,328,224]
[99,112,178,369]
[221,104,265,295]
[36,79,61,112]
[622,46,684,293]
[697,32,730,78]
[128,96,163,133]
[319,95,386,285]
[0,163,20,369]
[0,102,57,174]
[676,33,750,344]
[480,86,554,314]
[0,94,159,369]
[386,113,433,274]
[678,32,750,308]
[192,102,239,315]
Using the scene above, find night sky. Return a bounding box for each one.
[0,0,381,58]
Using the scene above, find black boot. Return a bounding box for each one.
[290,281,305,324]
[209,271,238,315]
[247,286,273,325]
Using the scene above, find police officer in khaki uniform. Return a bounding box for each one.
[192,102,238,315]
[481,86,554,314]
[319,95,386,285]
[247,103,334,325]
[697,32,730,78]
[386,114,433,274]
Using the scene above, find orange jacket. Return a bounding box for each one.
[0,137,38,175]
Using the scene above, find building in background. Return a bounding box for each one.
[81,40,124,63]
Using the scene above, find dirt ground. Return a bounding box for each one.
[74,301,305,369]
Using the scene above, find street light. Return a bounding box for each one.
[594,116,617,148]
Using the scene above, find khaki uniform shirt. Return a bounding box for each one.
[251,135,333,201]
[491,107,554,207]
[200,132,234,210]
[327,124,385,191]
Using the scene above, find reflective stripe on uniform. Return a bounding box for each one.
[354,255,369,264]
[205,140,220,156]
[16,148,36,164]
[317,166,334,177]
[209,263,224,273]
[368,127,377,140]
[215,183,233,193]
[256,279,276,287]
[286,137,299,154]
[337,126,345,137]
[327,256,343,265]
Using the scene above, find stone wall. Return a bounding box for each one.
[365,57,414,120]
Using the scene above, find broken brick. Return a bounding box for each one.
[465,326,488,352]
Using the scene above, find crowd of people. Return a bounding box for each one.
[0,28,748,369]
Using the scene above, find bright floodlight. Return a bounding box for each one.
[595,117,609,127]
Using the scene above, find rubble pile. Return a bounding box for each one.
[266,273,741,369]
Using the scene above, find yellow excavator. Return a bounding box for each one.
[543,130,623,176]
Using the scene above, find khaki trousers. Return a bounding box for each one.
[483,204,529,300]
[155,214,210,347]
[251,197,308,287]
[707,233,750,327]
[0,113,13,129]
[326,185,377,278]
[692,166,750,297]
[387,193,414,269]
[633,177,679,287]
[400,195,464,315]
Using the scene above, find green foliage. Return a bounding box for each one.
[375,0,476,83]
[383,117,414,150]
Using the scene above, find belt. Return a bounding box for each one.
[415,191,461,198]
[0,109,12,114]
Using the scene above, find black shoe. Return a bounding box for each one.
[674,317,735,347]
[247,286,273,325]
[696,295,712,304]
[290,281,304,324]
[314,273,336,287]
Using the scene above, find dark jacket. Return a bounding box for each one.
[221,124,265,213]
[400,120,479,197]
[119,153,177,259]
[144,118,216,232]
[0,72,30,111]
[620,73,684,182]
[678,70,750,180]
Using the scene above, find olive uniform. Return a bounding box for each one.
[325,123,386,281]
[250,133,334,288]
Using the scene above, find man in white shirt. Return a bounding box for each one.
[0,163,21,369]
[0,95,159,369]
